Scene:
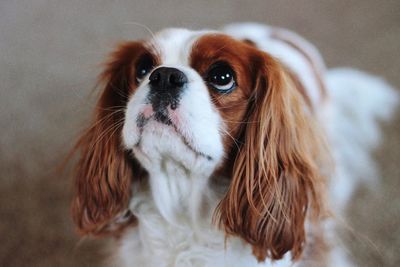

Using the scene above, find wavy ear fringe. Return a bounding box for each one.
[71,42,147,236]
[215,52,328,261]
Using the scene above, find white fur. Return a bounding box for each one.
[122,64,224,224]
[115,23,398,267]
[324,68,399,212]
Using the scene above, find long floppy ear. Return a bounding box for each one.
[71,42,147,236]
[217,52,327,261]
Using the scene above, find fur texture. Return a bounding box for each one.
[71,23,398,267]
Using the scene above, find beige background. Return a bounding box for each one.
[1,1,399,266]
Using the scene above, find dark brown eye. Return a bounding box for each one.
[207,62,236,93]
[135,54,155,83]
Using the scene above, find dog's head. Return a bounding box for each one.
[71,28,326,261]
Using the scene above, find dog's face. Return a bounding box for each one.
[122,29,264,176]
[72,28,325,261]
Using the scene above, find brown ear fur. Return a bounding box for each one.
[216,53,326,261]
[71,42,147,236]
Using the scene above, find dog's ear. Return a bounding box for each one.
[71,42,148,236]
[216,51,327,261]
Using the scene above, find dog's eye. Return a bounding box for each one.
[136,54,155,83]
[207,63,236,93]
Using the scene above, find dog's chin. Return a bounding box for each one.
[128,119,218,175]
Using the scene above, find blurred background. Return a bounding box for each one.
[1,0,399,266]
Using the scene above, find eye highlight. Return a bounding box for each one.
[135,54,155,83]
[207,62,237,93]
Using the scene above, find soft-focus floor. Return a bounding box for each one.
[1,1,399,266]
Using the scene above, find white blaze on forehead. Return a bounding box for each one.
[149,28,217,66]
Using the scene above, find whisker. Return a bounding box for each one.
[222,119,258,124]
[210,100,246,111]
[88,118,125,153]
[85,109,125,131]
[212,92,231,103]
[103,120,126,147]
[220,127,241,151]
[98,106,127,112]
[107,81,130,100]
[123,21,157,40]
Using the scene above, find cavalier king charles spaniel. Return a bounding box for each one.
[71,23,398,266]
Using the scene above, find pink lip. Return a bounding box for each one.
[139,104,180,126]
[142,105,154,118]
[167,106,181,126]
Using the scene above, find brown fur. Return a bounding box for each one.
[72,34,328,262]
[190,35,258,154]
[191,35,327,261]
[71,41,157,236]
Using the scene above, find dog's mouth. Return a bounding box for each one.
[135,111,213,161]
[137,110,172,127]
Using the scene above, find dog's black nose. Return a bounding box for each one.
[148,67,187,115]
[149,67,188,89]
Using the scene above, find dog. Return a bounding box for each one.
[71,23,398,266]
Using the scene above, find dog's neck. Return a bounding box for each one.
[130,158,220,226]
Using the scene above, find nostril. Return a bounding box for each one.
[170,73,188,87]
[149,71,161,85]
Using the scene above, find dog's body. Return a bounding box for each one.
[71,23,398,267]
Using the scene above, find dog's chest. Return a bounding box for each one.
[116,189,293,267]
